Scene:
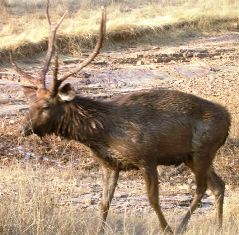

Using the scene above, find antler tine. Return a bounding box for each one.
[51,51,59,96]
[9,51,41,86]
[39,0,67,89]
[46,0,51,25]
[58,7,106,86]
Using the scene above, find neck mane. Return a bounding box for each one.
[54,97,111,145]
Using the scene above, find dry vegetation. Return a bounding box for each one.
[0,115,239,235]
[1,57,239,233]
[0,0,239,234]
[0,0,239,61]
[0,155,239,234]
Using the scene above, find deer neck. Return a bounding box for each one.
[55,98,109,145]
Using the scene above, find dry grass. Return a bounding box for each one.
[1,1,239,233]
[0,0,239,61]
[0,106,238,234]
[0,162,239,235]
[0,163,96,235]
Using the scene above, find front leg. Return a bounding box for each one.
[98,166,119,235]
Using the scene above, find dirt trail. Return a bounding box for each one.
[0,32,239,217]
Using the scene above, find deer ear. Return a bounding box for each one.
[58,83,76,101]
[22,85,38,101]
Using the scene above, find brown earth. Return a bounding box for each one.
[0,32,239,220]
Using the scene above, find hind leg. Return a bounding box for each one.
[207,167,225,227]
[176,152,211,234]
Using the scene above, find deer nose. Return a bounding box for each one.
[21,124,33,136]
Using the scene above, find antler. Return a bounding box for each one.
[51,6,106,94]
[10,0,66,89]
[51,51,59,96]
[9,51,41,87]
[10,1,105,95]
[40,0,67,89]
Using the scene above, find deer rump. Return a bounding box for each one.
[23,88,230,172]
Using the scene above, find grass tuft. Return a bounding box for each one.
[0,0,239,62]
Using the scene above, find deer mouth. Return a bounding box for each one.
[21,124,34,136]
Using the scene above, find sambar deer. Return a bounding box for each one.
[10,1,231,234]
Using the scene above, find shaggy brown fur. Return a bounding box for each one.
[22,86,230,234]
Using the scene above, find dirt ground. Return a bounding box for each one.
[0,32,239,224]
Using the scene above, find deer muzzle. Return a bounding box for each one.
[21,123,34,136]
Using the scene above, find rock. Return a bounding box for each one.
[194,52,209,58]
[137,54,144,59]
[136,60,144,65]
[155,56,171,63]
[92,61,108,66]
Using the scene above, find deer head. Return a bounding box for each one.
[10,0,106,136]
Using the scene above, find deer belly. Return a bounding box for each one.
[92,146,139,170]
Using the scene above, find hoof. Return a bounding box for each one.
[164,226,174,235]
[175,224,187,235]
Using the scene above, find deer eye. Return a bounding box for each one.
[42,104,49,110]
